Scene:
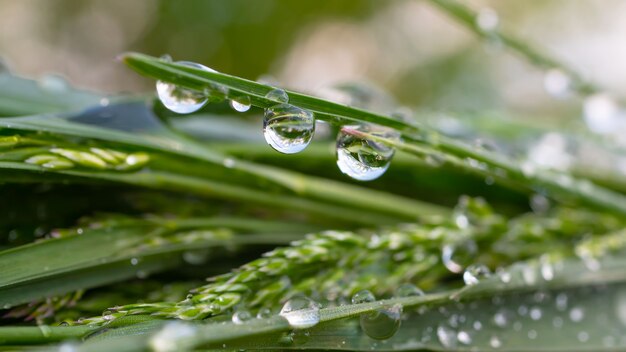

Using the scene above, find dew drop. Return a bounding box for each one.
[569,306,584,322]
[544,69,572,98]
[436,325,457,348]
[352,290,376,304]
[263,104,315,154]
[130,258,139,266]
[578,331,589,342]
[490,335,502,348]
[583,93,621,134]
[279,296,321,329]
[156,61,213,114]
[58,342,79,352]
[456,330,471,345]
[442,241,478,274]
[229,95,251,112]
[360,304,402,340]
[257,307,273,319]
[39,74,69,93]
[476,7,499,31]
[265,88,289,103]
[527,329,538,339]
[232,310,252,324]
[395,283,424,298]
[463,264,491,285]
[336,124,399,181]
[529,307,542,320]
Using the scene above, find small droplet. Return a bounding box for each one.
[130,258,139,266]
[527,329,538,339]
[232,310,252,324]
[578,331,589,342]
[58,342,79,352]
[463,264,491,285]
[529,307,542,320]
[263,104,315,154]
[436,325,457,348]
[456,330,471,345]
[156,61,213,114]
[544,69,572,98]
[360,304,402,340]
[583,93,621,134]
[352,290,376,304]
[229,95,251,112]
[530,194,550,213]
[569,307,584,322]
[442,241,478,274]
[395,284,424,297]
[489,335,502,348]
[336,124,399,181]
[39,74,69,93]
[279,296,321,329]
[476,7,499,31]
[257,307,272,319]
[265,88,289,103]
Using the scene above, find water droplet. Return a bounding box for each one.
[360,304,402,340]
[555,293,568,311]
[577,331,589,342]
[583,93,621,134]
[569,307,584,322]
[456,330,471,345]
[232,310,252,324]
[395,284,424,297]
[336,124,399,181]
[529,307,542,320]
[490,335,502,348]
[544,69,572,98]
[182,250,209,265]
[257,307,272,319]
[156,61,213,114]
[39,74,69,93]
[493,309,512,327]
[540,256,554,281]
[436,325,457,348]
[442,241,478,274]
[279,296,321,329]
[530,194,550,213]
[130,258,139,266]
[552,316,563,328]
[527,329,538,339]
[149,321,197,352]
[352,290,376,304]
[463,264,491,285]
[476,7,499,31]
[58,342,79,352]
[263,104,315,154]
[229,95,251,112]
[526,133,572,171]
[265,88,289,103]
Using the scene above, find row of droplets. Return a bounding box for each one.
[156,60,399,181]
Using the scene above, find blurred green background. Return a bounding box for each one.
[0,0,625,117]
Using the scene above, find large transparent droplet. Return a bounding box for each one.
[463,264,492,285]
[336,124,399,181]
[360,304,402,340]
[263,104,315,154]
[279,296,321,329]
[156,61,213,114]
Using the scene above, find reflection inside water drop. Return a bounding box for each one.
[263,104,315,154]
[156,61,214,114]
[336,124,399,181]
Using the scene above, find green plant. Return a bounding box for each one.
[0,1,625,351]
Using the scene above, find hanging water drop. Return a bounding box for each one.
[442,241,478,274]
[395,283,424,297]
[229,95,251,112]
[360,304,402,340]
[463,264,491,285]
[263,104,315,154]
[265,88,289,103]
[279,296,321,329]
[336,124,399,181]
[156,61,213,114]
